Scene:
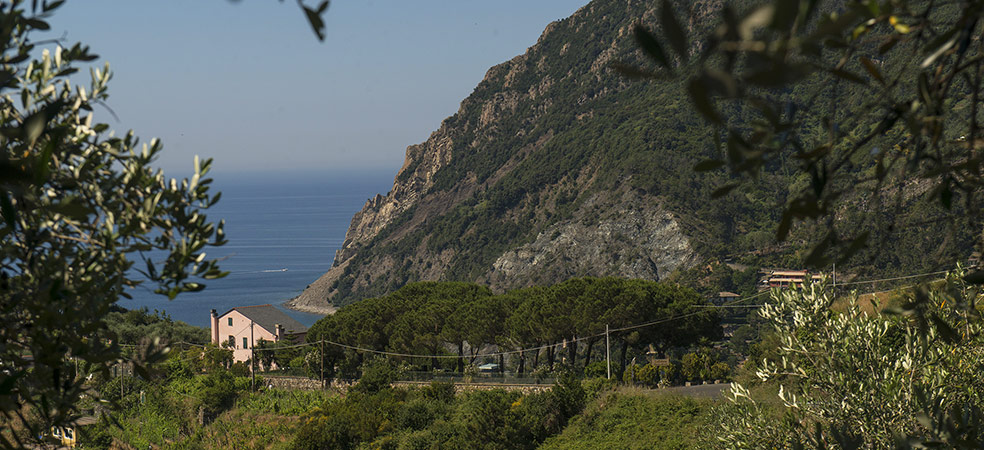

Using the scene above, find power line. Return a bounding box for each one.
[302,288,783,360]
[832,269,950,287]
[252,341,318,352]
[310,267,956,360]
[160,267,957,363]
[693,304,765,308]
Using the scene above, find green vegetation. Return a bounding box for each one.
[632,0,982,270]
[76,340,338,450]
[72,318,724,450]
[623,1,984,445]
[290,367,591,450]
[540,391,715,450]
[62,278,732,449]
[327,0,969,305]
[0,1,227,445]
[713,270,984,448]
[308,278,723,381]
[73,273,984,449]
[104,306,210,346]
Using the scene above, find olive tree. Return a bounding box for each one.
[716,272,984,448]
[0,1,232,446]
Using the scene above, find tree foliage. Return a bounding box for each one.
[717,271,984,448]
[308,278,719,380]
[0,1,227,446]
[104,306,210,346]
[629,0,983,267]
[291,376,590,450]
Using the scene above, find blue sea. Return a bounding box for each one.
[120,170,394,328]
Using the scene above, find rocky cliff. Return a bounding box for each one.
[286,0,734,313]
[285,0,976,314]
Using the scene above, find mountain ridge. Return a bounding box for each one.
[286,0,728,313]
[286,0,967,313]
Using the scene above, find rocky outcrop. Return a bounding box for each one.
[286,0,973,313]
[287,0,716,311]
[332,127,455,265]
[483,190,698,292]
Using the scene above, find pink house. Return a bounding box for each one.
[210,304,308,363]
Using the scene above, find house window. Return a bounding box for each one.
[228,317,233,326]
[243,337,249,349]
[64,427,74,440]
[52,427,60,438]
[228,335,235,348]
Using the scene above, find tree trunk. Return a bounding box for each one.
[518,352,526,375]
[583,338,595,370]
[431,344,439,372]
[619,341,629,377]
[567,337,577,368]
[457,342,464,373]
[547,346,555,370]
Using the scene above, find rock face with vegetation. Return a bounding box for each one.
[484,190,698,292]
[288,0,721,311]
[288,0,967,311]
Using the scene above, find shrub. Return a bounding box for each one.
[709,362,730,381]
[635,364,661,387]
[229,361,251,378]
[583,361,608,378]
[581,377,617,400]
[717,277,984,448]
[420,381,456,403]
[680,351,710,382]
[195,369,240,417]
[353,357,397,394]
[394,398,443,431]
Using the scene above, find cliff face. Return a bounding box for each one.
[484,189,699,292]
[284,0,979,314]
[287,0,728,312]
[333,125,456,265]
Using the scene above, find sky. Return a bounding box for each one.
[43,0,589,177]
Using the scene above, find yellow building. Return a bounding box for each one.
[47,416,96,448]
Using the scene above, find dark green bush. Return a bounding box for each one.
[353,357,397,394]
[420,381,456,403]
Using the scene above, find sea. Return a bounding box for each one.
[119,170,395,328]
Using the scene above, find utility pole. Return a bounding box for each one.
[605,324,611,380]
[120,361,124,400]
[250,320,256,391]
[833,263,837,288]
[320,338,325,390]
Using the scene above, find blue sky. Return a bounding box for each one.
[43,0,588,176]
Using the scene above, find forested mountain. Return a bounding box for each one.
[288,0,970,311]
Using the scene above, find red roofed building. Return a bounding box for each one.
[762,270,825,289]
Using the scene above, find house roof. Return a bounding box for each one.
[221,304,308,335]
[772,270,808,276]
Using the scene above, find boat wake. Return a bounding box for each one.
[234,268,289,275]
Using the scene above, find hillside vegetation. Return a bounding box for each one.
[291,0,969,309]
[306,278,722,382]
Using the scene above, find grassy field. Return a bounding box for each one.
[538,387,719,450]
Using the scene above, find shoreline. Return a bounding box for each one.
[283,295,338,316]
